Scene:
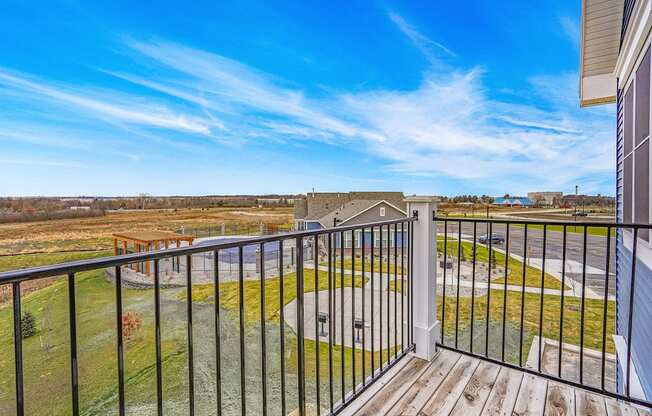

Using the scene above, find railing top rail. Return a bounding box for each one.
[435,216,651,229]
[0,216,416,284]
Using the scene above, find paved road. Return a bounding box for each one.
[437,221,617,295]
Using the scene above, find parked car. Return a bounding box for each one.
[478,233,505,245]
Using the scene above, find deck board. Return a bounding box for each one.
[352,350,650,416]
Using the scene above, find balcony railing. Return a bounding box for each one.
[2,201,652,415]
[0,217,415,416]
[435,216,652,409]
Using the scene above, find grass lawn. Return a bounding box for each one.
[0,250,113,272]
[320,257,403,275]
[438,290,615,357]
[437,238,566,290]
[0,270,188,415]
[183,268,368,325]
[510,223,616,238]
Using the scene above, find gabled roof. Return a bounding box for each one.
[295,191,405,221]
[579,0,624,107]
[317,199,406,227]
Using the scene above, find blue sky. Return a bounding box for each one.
[0,0,616,197]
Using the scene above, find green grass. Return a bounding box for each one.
[510,223,616,237]
[0,270,187,415]
[321,257,403,274]
[438,290,616,356]
[437,238,566,290]
[0,250,113,272]
[183,268,368,325]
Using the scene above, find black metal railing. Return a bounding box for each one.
[622,0,637,46]
[435,216,652,409]
[0,217,415,416]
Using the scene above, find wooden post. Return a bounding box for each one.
[113,238,118,256]
[146,242,152,276]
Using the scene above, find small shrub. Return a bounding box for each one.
[122,311,142,341]
[21,311,37,339]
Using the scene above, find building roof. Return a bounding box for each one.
[295,191,405,221]
[493,197,533,206]
[318,199,377,226]
[579,0,624,107]
[113,231,194,243]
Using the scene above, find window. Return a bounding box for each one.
[623,47,651,242]
[380,206,386,217]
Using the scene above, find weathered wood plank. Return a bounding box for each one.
[480,367,524,416]
[512,373,548,416]
[545,381,576,416]
[575,390,606,416]
[604,398,640,416]
[449,361,501,416]
[418,355,480,416]
[386,349,460,416]
[355,357,430,416]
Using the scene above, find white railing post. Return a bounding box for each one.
[405,196,439,361]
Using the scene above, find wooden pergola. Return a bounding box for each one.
[112,231,195,276]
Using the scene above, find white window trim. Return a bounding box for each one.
[380,206,386,217]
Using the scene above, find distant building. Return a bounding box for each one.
[294,192,407,248]
[527,192,563,206]
[492,197,532,207]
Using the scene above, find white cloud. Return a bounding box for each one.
[0,68,213,135]
[560,16,580,47]
[387,11,455,62]
[108,39,614,194]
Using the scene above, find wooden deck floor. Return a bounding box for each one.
[353,349,650,416]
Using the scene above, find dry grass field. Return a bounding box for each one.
[0,207,293,256]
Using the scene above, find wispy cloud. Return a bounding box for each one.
[560,16,580,47]
[0,68,214,135]
[387,11,455,62]
[0,36,614,195]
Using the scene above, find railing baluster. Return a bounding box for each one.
[351,230,356,393]
[370,227,375,376]
[601,227,611,392]
[470,222,477,353]
[327,233,334,412]
[13,281,24,416]
[361,228,366,385]
[455,222,462,349]
[154,261,163,416]
[313,236,320,412]
[558,226,567,378]
[386,224,391,362]
[260,243,268,416]
[394,223,398,360]
[625,228,638,398]
[67,273,79,416]
[296,237,306,416]
[401,222,405,353]
[579,227,587,385]
[485,222,492,357]
[379,225,383,369]
[501,224,510,362]
[340,230,345,400]
[186,255,195,416]
[442,220,447,344]
[214,251,222,416]
[519,225,528,367]
[538,225,547,373]
[279,241,286,416]
[115,266,125,416]
[410,219,414,348]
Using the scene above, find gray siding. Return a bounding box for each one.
[340,201,405,226]
[616,84,652,398]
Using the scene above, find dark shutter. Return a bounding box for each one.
[635,48,650,147]
[635,141,650,240]
[624,154,633,224]
[625,85,634,155]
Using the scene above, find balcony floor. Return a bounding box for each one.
[352,349,650,416]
